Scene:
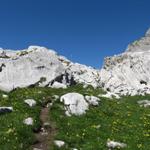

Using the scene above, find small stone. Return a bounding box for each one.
[24,99,36,107]
[37,91,42,94]
[41,131,48,136]
[83,84,88,88]
[33,148,43,150]
[23,117,33,125]
[95,124,101,129]
[54,140,65,148]
[107,140,127,149]
[46,102,53,108]
[51,82,67,89]
[138,100,150,108]
[60,93,89,116]
[53,95,59,100]
[0,107,13,114]
[2,94,8,98]
[43,122,51,129]
[85,96,100,106]
[99,92,120,99]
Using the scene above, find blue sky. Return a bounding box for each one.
[0,0,150,68]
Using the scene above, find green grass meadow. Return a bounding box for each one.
[0,85,149,150]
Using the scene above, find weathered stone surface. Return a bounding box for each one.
[85,96,100,106]
[0,46,100,92]
[24,99,36,107]
[138,100,150,108]
[0,107,13,114]
[100,29,150,96]
[2,94,8,98]
[107,140,127,149]
[23,117,33,125]
[60,93,89,116]
[99,92,120,99]
[51,81,67,89]
[54,140,65,148]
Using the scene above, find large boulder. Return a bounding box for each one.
[60,93,89,116]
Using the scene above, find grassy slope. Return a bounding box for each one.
[0,85,149,150]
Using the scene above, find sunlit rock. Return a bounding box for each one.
[54,140,65,148]
[60,93,89,116]
[24,99,36,107]
[107,140,127,149]
[0,107,13,114]
[85,95,100,106]
[23,117,33,125]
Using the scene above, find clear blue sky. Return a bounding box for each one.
[0,0,150,68]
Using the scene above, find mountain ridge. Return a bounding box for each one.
[1,29,150,96]
[0,46,100,92]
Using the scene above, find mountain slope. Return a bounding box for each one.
[100,28,150,95]
[0,46,100,92]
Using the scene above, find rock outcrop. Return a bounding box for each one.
[60,93,101,116]
[0,46,101,92]
[100,28,150,95]
[1,28,150,96]
[60,93,89,116]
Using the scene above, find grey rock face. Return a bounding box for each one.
[145,28,150,37]
[100,29,150,95]
[0,46,101,92]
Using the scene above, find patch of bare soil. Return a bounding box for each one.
[32,106,57,150]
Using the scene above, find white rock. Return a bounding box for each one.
[0,46,66,92]
[0,107,13,113]
[67,63,101,88]
[100,28,150,96]
[83,84,88,88]
[138,100,150,108]
[53,95,59,100]
[99,92,120,99]
[54,140,65,148]
[85,96,100,106]
[0,46,101,92]
[107,140,127,149]
[51,81,67,89]
[23,117,33,125]
[2,94,8,98]
[46,103,53,108]
[60,93,89,116]
[24,99,36,107]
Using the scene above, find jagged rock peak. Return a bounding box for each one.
[101,28,150,96]
[126,28,150,52]
[145,28,150,37]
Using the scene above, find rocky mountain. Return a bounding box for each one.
[1,29,150,96]
[100,28,150,95]
[0,46,100,92]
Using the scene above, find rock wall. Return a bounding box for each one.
[100,28,150,95]
[0,46,101,92]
